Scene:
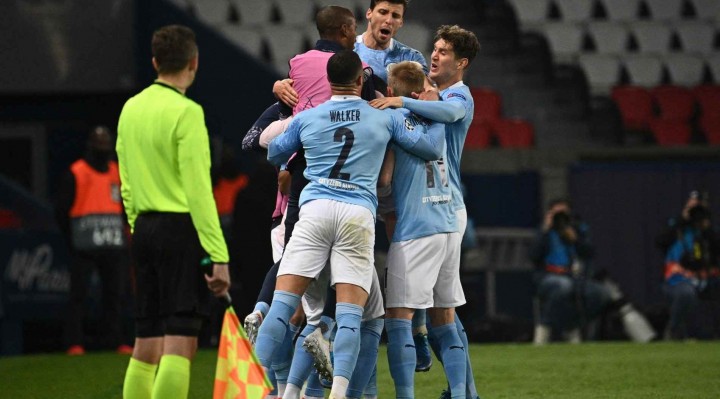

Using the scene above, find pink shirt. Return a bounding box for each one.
[290,50,335,115]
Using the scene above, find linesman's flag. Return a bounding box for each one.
[214,304,273,399]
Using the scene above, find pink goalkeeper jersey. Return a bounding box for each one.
[289,49,369,115]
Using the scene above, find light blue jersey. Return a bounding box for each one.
[268,96,445,217]
[354,35,428,82]
[391,109,457,242]
[401,82,474,212]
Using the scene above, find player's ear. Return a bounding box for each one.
[456,57,469,71]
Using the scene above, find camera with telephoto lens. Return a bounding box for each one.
[552,211,573,231]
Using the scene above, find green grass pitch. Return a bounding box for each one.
[1,342,719,398]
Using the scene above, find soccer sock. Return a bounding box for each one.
[427,321,443,364]
[332,303,363,392]
[254,301,270,318]
[429,323,467,399]
[455,316,479,398]
[151,354,190,399]
[267,368,278,397]
[386,318,415,399]
[346,318,383,398]
[255,291,301,368]
[282,383,302,399]
[286,324,317,389]
[363,365,377,398]
[329,376,350,399]
[412,309,428,335]
[304,369,325,399]
[273,322,299,390]
[123,357,157,399]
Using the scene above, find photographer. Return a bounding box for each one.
[656,191,720,340]
[529,198,611,344]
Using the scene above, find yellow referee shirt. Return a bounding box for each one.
[117,81,229,263]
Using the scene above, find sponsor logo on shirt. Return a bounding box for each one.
[447,92,466,101]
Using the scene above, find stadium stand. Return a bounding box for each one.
[494,119,534,148]
[541,22,584,63]
[650,85,696,123]
[622,55,665,87]
[230,0,275,26]
[393,21,433,56]
[274,0,316,26]
[644,0,685,21]
[218,25,265,59]
[673,21,717,55]
[577,54,621,94]
[263,25,307,76]
[611,85,654,131]
[586,21,630,55]
[193,0,231,25]
[164,0,720,150]
[553,0,595,23]
[649,119,692,146]
[629,22,672,54]
[689,0,720,21]
[597,0,641,22]
[663,53,706,87]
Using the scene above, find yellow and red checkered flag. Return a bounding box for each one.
[214,304,273,399]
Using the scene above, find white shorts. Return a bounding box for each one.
[385,232,465,309]
[270,220,286,263]
[303,267,384,325]
[456,208,467,235]
[278,199,376,293]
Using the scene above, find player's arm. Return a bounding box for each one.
[177,104,229,264]
[115,123,137,232]
[377,147,397,241]
[399,96,466,123]
[242,102,282,151]
[389,111,445,161]
[267,118,302,166]
[259,117,293,149]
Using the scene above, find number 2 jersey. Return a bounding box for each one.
[390,109,457,242]
[268,95,445,218]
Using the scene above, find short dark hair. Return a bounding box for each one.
[316,6,355,38]
[434,25,480,65]
[369,0,408,11]
[327,50,363,85]
[152,25,198,74]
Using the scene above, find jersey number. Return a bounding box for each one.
[425,158,448,188]
[329,128,354,180]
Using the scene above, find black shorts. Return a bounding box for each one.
[132,212,211,337]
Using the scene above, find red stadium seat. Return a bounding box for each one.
[704,125,720,145]
[470,87,502,123]
[650,85,695,122]
[649,119,692,146]
[493,118,534,148]
[692,85,720,139]
[611,86,653,131]
[465,120,493,149]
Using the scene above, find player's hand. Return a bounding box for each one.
[411,88,440,101]
[273,79,298,107]
[205,263,230,297]
[369,97,403,110]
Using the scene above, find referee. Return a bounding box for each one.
[117,25,230,399]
